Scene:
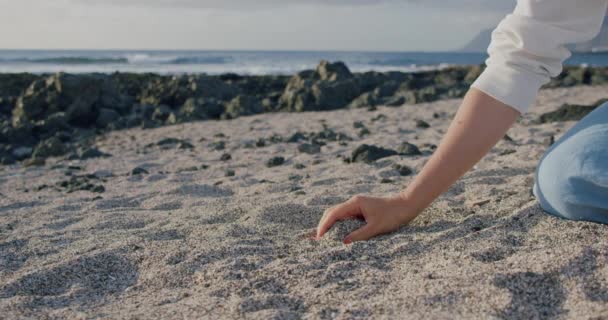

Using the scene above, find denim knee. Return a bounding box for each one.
[533,126,608,224]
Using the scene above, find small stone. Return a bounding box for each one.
[91,185,106,193]
[131,167,149,175]
[294,163,306,169]
[416,120,430,129]
[353,121,365,129]
[358,128,371,137]
[503,134,515,143]
[220,153,232,161]
[350,144,398,164]
[287,132,307,143]
[298,143,321,155]
[266,156,285,167]
[209,141,226,151]
[499,149,516,156]
[393,164,413,176]
[225,169,236,177]
[255,138,266,147]
[397,142,422,156]
[371,114,387,122]
[79,147,112,160]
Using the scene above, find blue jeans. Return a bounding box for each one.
[533,100,608,224]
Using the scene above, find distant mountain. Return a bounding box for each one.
[460,16,608,53]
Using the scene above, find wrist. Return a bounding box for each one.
[391,192,425,223]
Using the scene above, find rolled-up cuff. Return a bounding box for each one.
[469,64,547,115]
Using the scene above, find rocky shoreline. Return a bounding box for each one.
[1,61,607,166]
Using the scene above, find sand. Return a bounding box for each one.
[2,84,608,319]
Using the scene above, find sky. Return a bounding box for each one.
[0,0,515,51]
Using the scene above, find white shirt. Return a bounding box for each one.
[470,0,608,114]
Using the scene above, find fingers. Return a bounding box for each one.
[344,223,376,244]
[316,196,362,238]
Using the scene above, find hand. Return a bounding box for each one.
[315,194,420,244]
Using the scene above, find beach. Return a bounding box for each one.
[2,67,608,317]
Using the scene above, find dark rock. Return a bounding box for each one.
[31,137,67,159]
[151,137,194,150]
[316,60,353,81]
[503,134,515,143]
[393,164,413,176]
[79,147,112,160]
[151,105,172,122]
[131,167,149,175]
[385,96,406,107]
[287,132,307,143]
[223,95,264,119]
[209,141,226,151]
[348,92,377,109]
[225,169,236,177]
[353,121,365,129]
[499,149,517,156]
[0,154,16,165]
[12,79,60,127]
[220,153,232,161]
[54,174,105,193]
[373,81,400,98]
[298,143,321,155]
[278,61,360,112]
[464,65,484,85]
[176,166,199,173]
[32,112,70,137]
[12,146,33,160]
[266,156,285,167]
[397,142,422,156]
[358,128,371,137]
[96,108,120,128]
[350,144,398,164]
[537,98,608,123]
[267,133,284,144]
[415,87,439,103]
[294,163,306,169]
[416,120,430,129]
[309,126,351,143]
[140,74,237,107]
[65,95,98,126]
[371,114,387,122]
[178,98,225,121]
[255,138,267,147]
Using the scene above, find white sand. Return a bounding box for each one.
[2,84,608,319]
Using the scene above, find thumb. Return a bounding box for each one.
[344,224,376,244]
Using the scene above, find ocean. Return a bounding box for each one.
[1,50,608,75]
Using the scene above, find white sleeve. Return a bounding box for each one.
[470,0,608,114]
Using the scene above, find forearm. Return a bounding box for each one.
[398,87,521,214]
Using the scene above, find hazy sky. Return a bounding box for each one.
[0,0,515,51]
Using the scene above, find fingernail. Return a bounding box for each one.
[343,237,352,245]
